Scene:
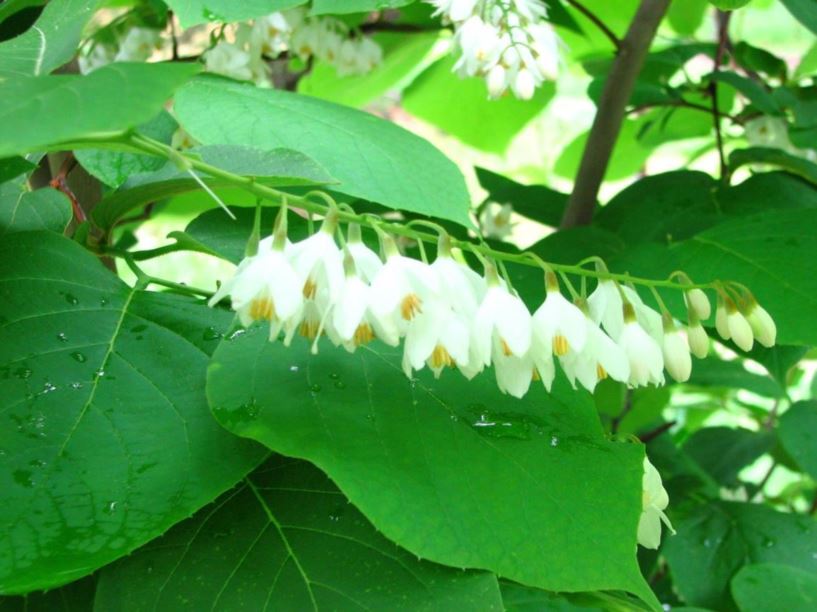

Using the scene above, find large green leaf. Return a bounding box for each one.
[708,72,782,115]
[595,171,720,245]
[778,401,817,480]
[206,328,659,606]
[0,0,98,78]
[0,157,37,184]
[663,501,817,609]
[609,208,817,346]
[686,357,784,398]
[731,563,817,612]
[94,456,504,610]
[298,32,442,108]
[0,180,71,236]
[475,167,568,227]
[716,171,817,216]
[683,427,775,488]
[0,232,266,593]
[402,55,555,154]
[174,77,472,226]
[729,147,817,186]
[781,0,817,36]
[91,146,335,229]
[0,62,199,158]
[0,575,96,611]
[164,0,306,28]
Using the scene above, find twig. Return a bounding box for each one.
[564,0,621,49]
[611,389,633,434]
[639,420,676,443]
[710,10,732,181]
[48,152,85,223]
[168,11,179,61]
[560,0,671,229]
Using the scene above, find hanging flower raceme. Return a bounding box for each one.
[638,457,675,549]
[430,0,561,100]
[208,203,776,399]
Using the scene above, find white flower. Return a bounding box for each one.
[448,0,480,22]
[403,304,471,378]
[79,42,116,74]
[728,309,754,352]
[529,22,559,80]
[479,202,513,239]
[486,64,507,98]
[532,274,587,360]
[638,457,675,549]
[251,12,293,56]
[494,350,535,398]
[430,249,485,317]
[454,16,501,77]
[561,314,629,392]
[346,239,382,283]
[715,300,731,339]
[745,302,776,348]
[114,27,162,63]
[473,273,532,367]
[208,241,303,340]
[589,281,662,342]
[288,221,345,306]
[331,260,398,351]
[204,41,255,81]
[687,323,709,359]
[685,288,711,320]
[513,0,548,23]
[618,309,664,387]
[511,67,536,100]
[662,325,692,382]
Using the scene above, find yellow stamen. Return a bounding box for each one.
[501,339,513,356]
[596,363,608,380]
[400,294,423,321]
[430,345,455,369]
[353,323,375,346]
[303,278,318,299]
[553,334,569,357]
[299,318,320,340]
[249,296,276,321]
[531,369,540,382]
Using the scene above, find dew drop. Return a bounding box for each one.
[550,436,559,447]
[333,380,346,389]
[64,293,79,306]
[42,381,57,394]
[329,372,340,380]
[56,332,68,342]
[13,469,34,488]
[104,501,118,514]
[761,535,775,548]
[289,365,300,372]
[227,329,246,341]
[70,351,87,363]
[70,382,83,390]
[13,367,32,380]
[202,326,222,341]
[100,298,109,306]
[94,369,105,379]
[310,383,322,393]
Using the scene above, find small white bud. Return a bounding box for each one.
[727,311,754,352]
[511,67,535,100]
[486,64,507,98]
[715,302,730,340]
[745,303,776,348]
[685,289,711,321]
[663,329,691,382]
[687,323,709,359]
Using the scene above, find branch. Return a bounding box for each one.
[710,10,732,181]
[564,0,621,49]
[560,0,671,229]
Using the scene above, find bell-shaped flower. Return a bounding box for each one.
[745,301,776,348]
[486,64,508,98]
[589,280,662,342]
[728,309,754,352]
[618,305,664,387]
[203,41,255,81]
[511,67,536,100]
[208,237,303,341]
[494,350,535,398]
[430,238,485,317]
[472,268,532,367]
[403,303,471,378]
[638,457,675,549]
[662,318,692,383]
[454,16,501,76]
[288,213,345,306]
[687,322,709,359]
[345,225,382,283]
[561,313,629,392]
[369,237,441,335]
[685,288,711,320]
[715,300,730,339]
[533,273,587,360]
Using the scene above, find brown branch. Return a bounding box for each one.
[560,0,671,229]
[639,420,676,444]
[710,10,732,181]
[48,152,85,223]
[564,0,621,49]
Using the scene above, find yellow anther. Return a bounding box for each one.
[249,296,276,321]
[299,319,320,340]
[353,323,375,346]
[400,293,423,321]
[553,334,569,357]
[430,345,455,369]
[303,278,318,299]
[596,363,608,380]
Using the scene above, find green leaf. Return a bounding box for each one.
[595,171,720,245]
[298,32,442,109]
[781,0,817,36]
[708,72,781,115]
[94,456,504,610]
[716,171,817,216]
[0,232,266,593]
[174,77,472,226]
[0,575,96,611]
[500,581,644,611]
[667,0,709,35]
[663,501,817,609]
[708,0,751,10]
[687,357,784,398]
[747,344,808,388]
[609,208,817,346]
[0,157,37,184]
[683,427,775,488]
[733,41,787,79]
[310,0,415,15]
[730,147,817,186]
[164,0,307,28]
[402,55,556,154]
[92,146,335,229]
[0,181,72,236]
[475,167,568,227]
[778,401,817,480]
[731,563,817,612]
[0,0,98,78]
[206,328,659,607]
[74,110,178,189]
[0,62,200,158]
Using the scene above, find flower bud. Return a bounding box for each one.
[486,64,507,98]
[662,328,691,382]
[715,300,730,340]
[687,323,709,359]
[745,303,776,348]
[685,288,711,320]
[512,67,535,100]
[727,310,754,352]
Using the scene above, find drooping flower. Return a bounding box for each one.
[685,288,711,321]
[472,267,532,367]
[560,310,629,392]
[114,27,162,62]
[288,212,345,306]
[686,321,709,359]
[662,318,692,383]
[479,202,514,239]
[533,272,587,360]
[744,300,776,348]
[637,457,675,549]
[618,304,664,387]
[204,41,255,81]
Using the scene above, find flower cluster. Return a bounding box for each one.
[209,211,777,399]
[204,7,383,85]
[78,27,163,74]
[428,0,560,99]
[638,457,674,549]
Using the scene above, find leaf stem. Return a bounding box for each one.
[564,0,621,49]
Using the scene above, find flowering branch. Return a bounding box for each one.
[560,0,671,229]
